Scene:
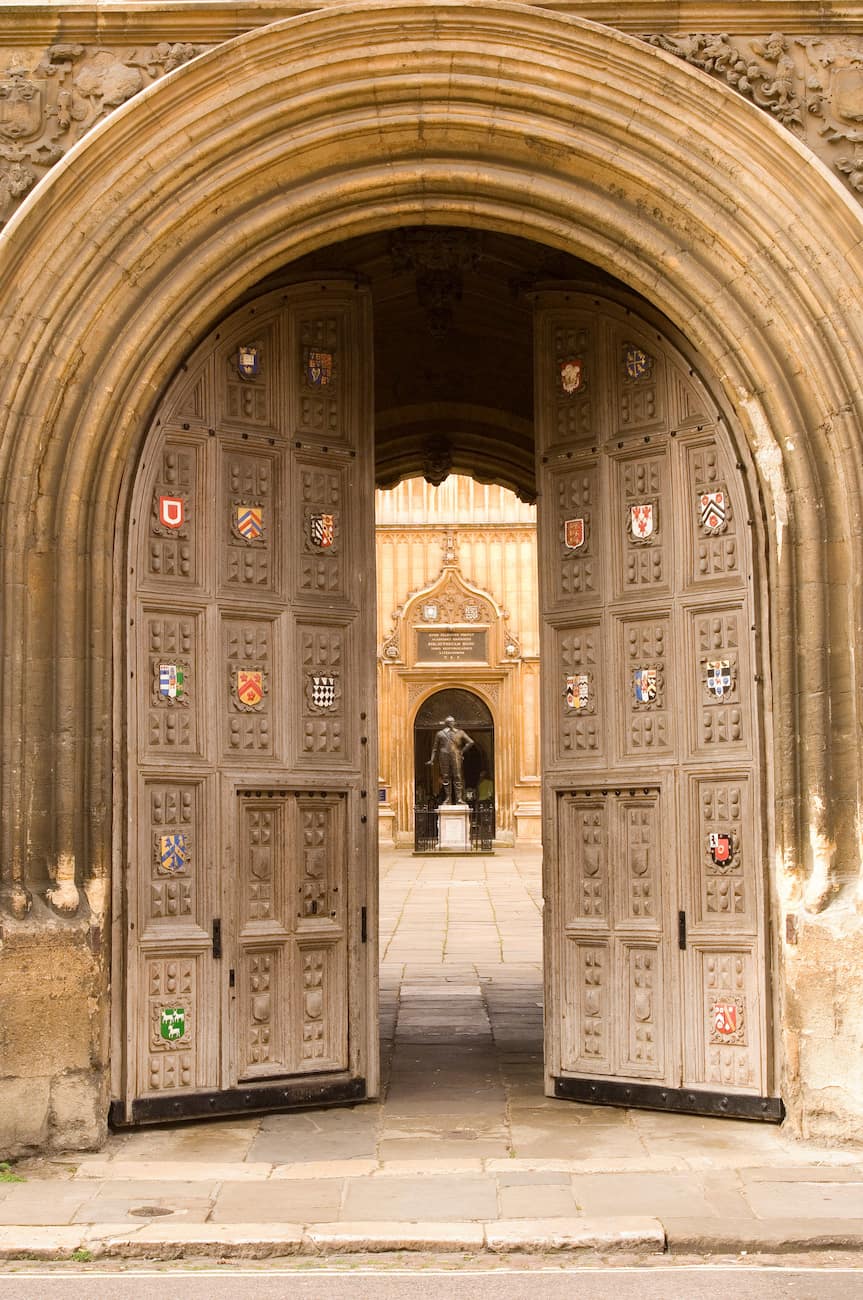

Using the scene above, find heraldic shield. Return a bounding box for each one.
[564,517,585,550]
[235,669,264,709]
[236,505,264,542]
[159,495,184,530]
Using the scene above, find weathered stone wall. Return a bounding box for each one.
[0,913,107,1156]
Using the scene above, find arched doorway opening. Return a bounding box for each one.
[116,235,775,1124]
[414,687,496,849]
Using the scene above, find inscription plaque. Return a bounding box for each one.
[416,628,488,663]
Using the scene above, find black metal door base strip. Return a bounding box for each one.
[110,1075,366,1127]
[554,1075,784,1122]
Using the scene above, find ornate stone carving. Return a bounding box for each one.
[0,42,206,225]
[646,32,801,128]
[422,435,453,488]
[644,32,863,199]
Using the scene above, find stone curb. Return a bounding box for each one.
[0,1218,663,1260]
[4,1216,863,1261]
[662,1218,863,1254]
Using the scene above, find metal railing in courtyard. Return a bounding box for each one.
[413,799,495,852]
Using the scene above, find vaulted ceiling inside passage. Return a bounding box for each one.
[249,228,632,502]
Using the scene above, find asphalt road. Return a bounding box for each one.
[0,1264,861,1299]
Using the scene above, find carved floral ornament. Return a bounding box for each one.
[643,31,863,196]
[0,42,207,225]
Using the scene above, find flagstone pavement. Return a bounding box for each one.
[3,846,863,1259]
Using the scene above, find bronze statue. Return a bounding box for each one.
[428,715,475,804]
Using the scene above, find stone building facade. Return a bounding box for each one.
[2,1,863,1154]
[376,476,540,846]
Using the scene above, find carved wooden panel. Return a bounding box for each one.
[217,321,279,434]
[561,794,608,927]
[549,462,600,607]
[550,317,597,448]
[296,941,348,1072]
[142,954,199,1094]
[220,447,281,596]
[239,796,286,931]
[610,327,667,435]
[142,779,206,935]
[140,607,203,759]
[562,939,612,1074]
[686,773,755,934]
[687,947,760,1091]
[618,614,674,760]
[164,365,212,431]
[687,606,750,759]
[297,797,345,931]
[556,623,603,762]
[612,451,670,597]
[293,313,348,442]
[222,615,278,761]
[616,794,662,926]
[619,943,664,1077]
[683,437,742,588]
[242,948,284,1077]
[297,623,347,760]
[296,458,347,598]
[141,438,205,590]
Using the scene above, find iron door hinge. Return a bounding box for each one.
[212,918,222,959]
[678,910,687,950]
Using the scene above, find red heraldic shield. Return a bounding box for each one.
[159,496,184,529]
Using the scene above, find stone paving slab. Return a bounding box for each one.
[571,1171,752,1220]
[340,1174,498,1221]
[210,1180,343,1224]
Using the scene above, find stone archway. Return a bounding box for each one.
[2,1,863,1149]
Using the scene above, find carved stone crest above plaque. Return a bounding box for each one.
[644,30,863,200]
[0,42,207,226]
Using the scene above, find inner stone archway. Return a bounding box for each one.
[2,1,863,1150]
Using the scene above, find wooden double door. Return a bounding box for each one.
[117,282,378,1124]
[535,294,777,1119]
[117,280,775,1124]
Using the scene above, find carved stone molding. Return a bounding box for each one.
[0,42,209,225]
[644,31,863,198]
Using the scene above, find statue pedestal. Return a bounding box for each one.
[438,802,471,852]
